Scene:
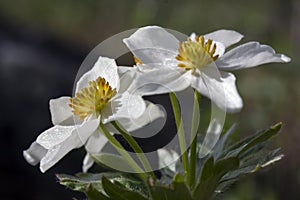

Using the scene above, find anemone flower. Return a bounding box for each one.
[23,56,164,172]
[123,26,291,112]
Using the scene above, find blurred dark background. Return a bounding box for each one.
[0,0,299,199]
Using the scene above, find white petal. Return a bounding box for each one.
[118,66,137,94]
[190,68,243,113]
[123,26,179,64]
[199,116,223,158]
[216,42,291,70]
[220,72,243,112]
[37,118,100,172]
[85,129,108,154]
[37,126,77,150]
[210,40,225,57]
[82,153,94,172]
[76,56,120,92]
[190,33,225,57]
[158,148,179,172]
[129,67,191,96]
[75,117,101,143]
[101,92,146,124]
[204,29,244,48]
[136,63,159,72]
[37,118,100,150]
[116,101,165,132]
[136,62,178,73]
[40,145,73,172]
[23,142,47,166]
[118,66,134,75]
[189,33,197,41]
[49,96,74,126]
[82,130,108,172]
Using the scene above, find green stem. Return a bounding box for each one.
[99,123,147,181]
[169,92,189,177]
[188,90,201,189]
[111,121,155,178]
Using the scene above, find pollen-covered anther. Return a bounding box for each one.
[133,55,143,64]
[176,35,219,71]
[69,77,116,119]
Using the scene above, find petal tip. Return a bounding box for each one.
[23,150,38,166]
[222,29,244,38]
[281,54,291,63]
[123,37,129,44]
[39,166,46,173]
[227,103,243,113]
[96,56,116,65]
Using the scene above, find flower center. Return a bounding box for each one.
[176,35,219,71]
[69,77,116,119]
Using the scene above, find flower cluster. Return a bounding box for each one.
[23,26,290,177]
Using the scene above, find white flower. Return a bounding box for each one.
[23,56,164,173]
[81,65,165,172]
[123,26,291,113]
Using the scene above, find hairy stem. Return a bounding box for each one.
[188,90,201,188]
[111,121,155,178]
[99,123,147,181]
[169,92,189,177]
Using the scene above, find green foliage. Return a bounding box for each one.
[86,185,111,200]
[57,123,283,200]
[57,173,104,193]
[215,123,283,195]
[56,172,147,199]
[193,157,239,200]
[150,177,193,200]
[101,176,148,200]
[222,122,282,158]
[91,153,134,172]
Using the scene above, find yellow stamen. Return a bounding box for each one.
[133,55,143,64]
[176,35,219,71]
[69,77,116,119]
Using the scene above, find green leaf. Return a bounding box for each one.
[241,148,280,167]
[150,182,193,200]
[102,176,148,200]
[212,123,237,159]
[193,157,239,200]
[192,157,215,200]
[220,149,283,185]
[92,153,134,172]
[56,172,145,196]
[173,173,184,183]
[216,136,283,194]
[237,123,282,157]
[86,184,111,200]
[56,173,104,193]
[221,122,282,158]
[214,157,240,178]
[261,154,283,168]
[199,157,214,183]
